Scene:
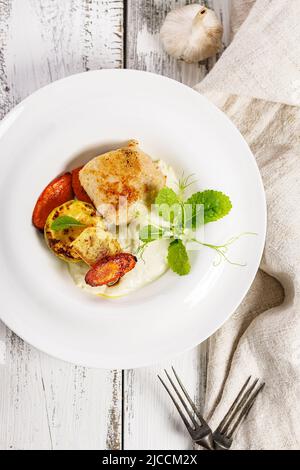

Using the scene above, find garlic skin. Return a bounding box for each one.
[160,4,223,63]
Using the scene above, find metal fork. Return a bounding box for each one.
[212,376,265,450]
[158,367,214,450]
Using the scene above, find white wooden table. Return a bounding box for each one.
[0,0,232,450]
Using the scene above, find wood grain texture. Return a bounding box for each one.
[0,0,233,450]
[126,0,207,87]
[123,352,208,450]
[0,0,13,119]
[0,0,123,450]
[123,0,231,450]
[3,0,123,105]
[209,0,232,47]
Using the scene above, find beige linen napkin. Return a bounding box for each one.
[194,0,300,450]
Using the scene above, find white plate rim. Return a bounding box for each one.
[0,69,267,369]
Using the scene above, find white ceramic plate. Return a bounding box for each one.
[0,70,266,369]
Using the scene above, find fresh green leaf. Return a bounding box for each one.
[155,187,180,207]
[51,216,86,231]
[139,225,165,243]
[185,190,232,227]
[183,203,204,230]
[167,239,191,276]
[155,187,183,223]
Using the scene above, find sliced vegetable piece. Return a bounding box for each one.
[71,166,93,204]
[32,172,73,230]
[44,200,104,262]
[70,226,121,266]
[85,253,137,287]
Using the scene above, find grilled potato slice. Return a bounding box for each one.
[44,200,104,262]
[70,226,121,266]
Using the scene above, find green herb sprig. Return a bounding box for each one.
[138,174,251,276]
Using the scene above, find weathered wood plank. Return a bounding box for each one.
[0,330,51,449]
[0,0,13,119]
[0,0,123,450]
[39,359,122,450]
[208,0,232,47]
[124,353,208,450]
[126,0,208,88]
[0,0,233,450]
[123,0,231,450]
[3,0,123,106]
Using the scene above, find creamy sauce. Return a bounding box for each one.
[68,160,178,298]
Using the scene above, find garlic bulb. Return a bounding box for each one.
[160,4,223,63]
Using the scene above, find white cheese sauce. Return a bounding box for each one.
[68,160,178,298]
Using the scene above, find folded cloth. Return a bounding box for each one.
[194,0,300,450]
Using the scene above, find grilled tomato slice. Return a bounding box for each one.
[32,172,74,230]
[71,166,93,204]
[44,200,104,262]
[85,253,137,287]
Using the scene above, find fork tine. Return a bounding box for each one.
[164,369,198,428]
[158,375,192,432]
[171,366,207,426]
[244,383,265,419]
[220,378,259,435]
[216,376,251,433]
[227,382,265,439]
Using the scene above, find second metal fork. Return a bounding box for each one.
[158,367,214,450]
[212,376,265,450]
